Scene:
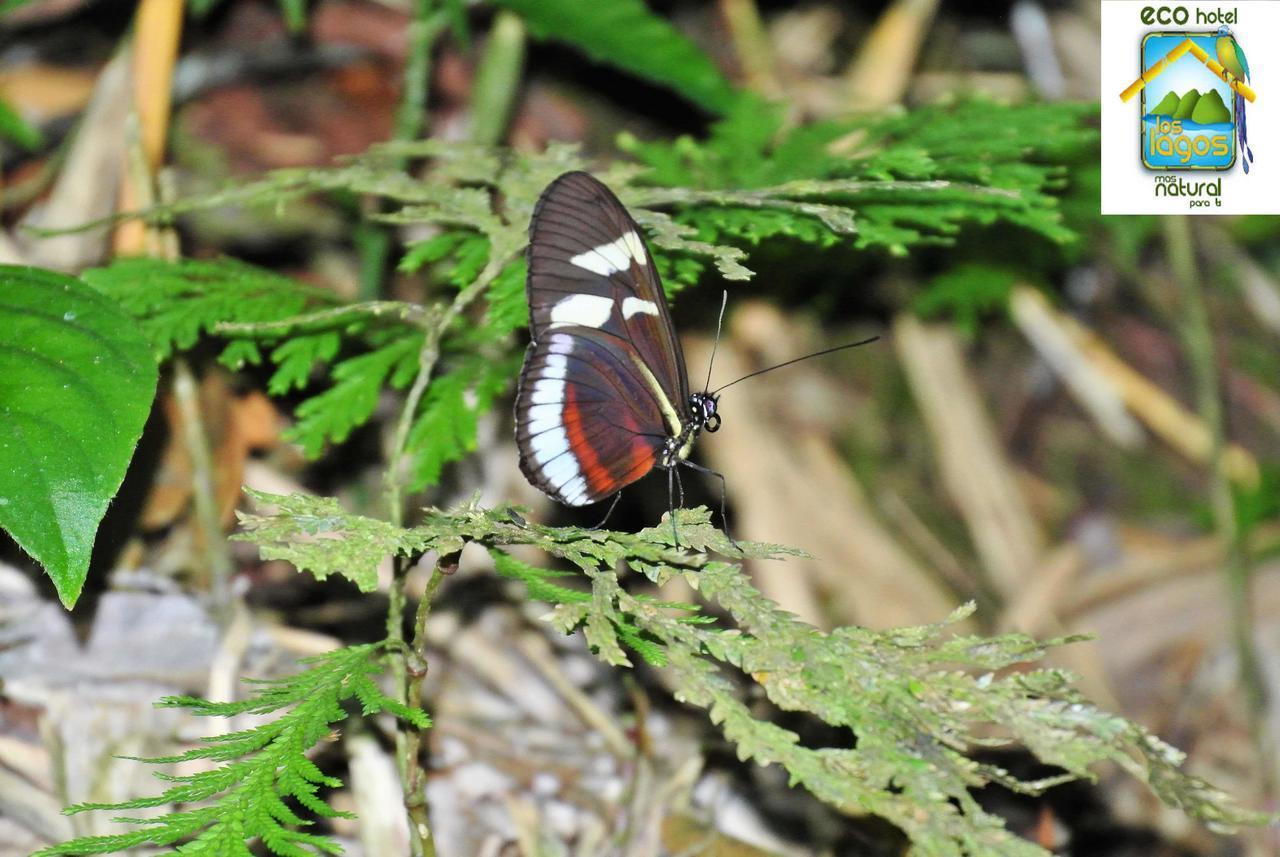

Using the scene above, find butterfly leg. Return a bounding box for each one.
[666,465,681,548]
[678,459,740,551]
[587,491,623,530]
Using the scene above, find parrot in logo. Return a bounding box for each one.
[1216,25,1253,173]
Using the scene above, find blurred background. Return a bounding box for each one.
[1,0,1278,855]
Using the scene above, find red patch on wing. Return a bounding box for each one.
[621,410,657,483]
[563,383,613,495]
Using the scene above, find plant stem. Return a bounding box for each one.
[379,7,453,851]
[214,300,437,336]
[378,0,529,812]
[361,3,450,301]
[468,11,526,146]
[395,3,449,145]
[1163,216,1272,791]
[385,328,441,857]
[400,554,453,857]
[382,245,519,856]
[173,358,234,618]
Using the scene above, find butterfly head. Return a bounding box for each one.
[689,391,721,434]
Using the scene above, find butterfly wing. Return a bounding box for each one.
[515,171,690,505]
[515,328,666,505]
[526,171,690,423]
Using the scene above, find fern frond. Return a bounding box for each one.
[80,257,338,361]
[620,96,1096,258]
[406,350,521,490]
[36,644,424,856]
[233,493,1266,854]
[287,333,422,457]
[92,101,1091,491]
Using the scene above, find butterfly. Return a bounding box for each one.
[513,171,722,528]
[514,171,877,537]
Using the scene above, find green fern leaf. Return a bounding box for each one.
[235,490,441,591]
[621,97,1095,258]
[405,351,520,490]
[36,644,422,857]
[81,258,337,361]
[234,496,1265,853]
[287,335,423,457]
[267,333,343,395]
[481,257,528,338]
[491,549,590,604]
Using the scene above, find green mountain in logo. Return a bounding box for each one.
[1190,88,1231,124]
[1148,89,1233,124]
[1150,90,1182,115]
[1172,90,1201,119]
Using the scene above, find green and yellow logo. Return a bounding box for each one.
[1119,27,1256,172]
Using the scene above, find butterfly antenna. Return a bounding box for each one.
[711,336,880,395]
[703,290,728,395]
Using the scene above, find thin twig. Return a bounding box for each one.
[173,358,234,617]
[394,5,450,144]
[214,300,436,336]
[379,7,453,852]
[377,7,528,834]
[627,178,1018,209]
[382,243,520,857]
[1164,216,1273,797]
[400,556,452,857]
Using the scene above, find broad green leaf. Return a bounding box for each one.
[491,0,741,115]
[0,266,158,607]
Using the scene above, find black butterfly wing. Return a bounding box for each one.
[515,327,667,505]
[514,171,692,506]
[525,171,690,429]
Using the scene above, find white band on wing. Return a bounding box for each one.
[569,231,647,276]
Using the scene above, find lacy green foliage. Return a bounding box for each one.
[106,100,1092,486]
[491,548,711,667]
[80,258,337,362]
[36,644,427,857]
[619,97,1098,284]
[234,490,422,592]
[236,492,1266,854]
[489,0,740,115]
[407,350,522,487]
[101,142,589,488]
[288,331,422,457]
[78,256,461,480]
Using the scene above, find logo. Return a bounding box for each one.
[1121,28,1254,173]
[1101,2,1274,215]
